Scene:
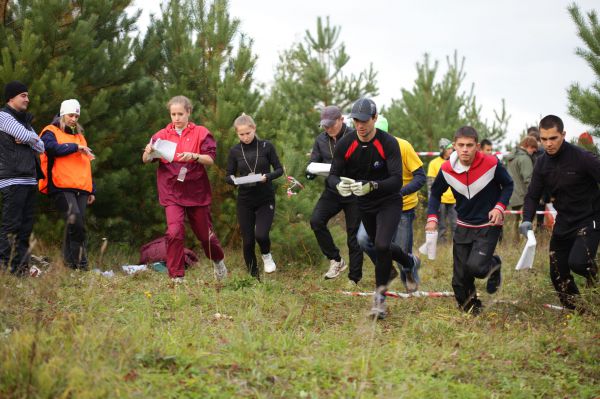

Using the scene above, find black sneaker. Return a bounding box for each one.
[486,255,502,294]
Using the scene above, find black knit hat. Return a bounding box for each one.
[4,81,28,102]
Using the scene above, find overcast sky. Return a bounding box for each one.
[136,0,598,147]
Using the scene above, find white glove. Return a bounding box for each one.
[336,181,353,197]
[350,181,373,196]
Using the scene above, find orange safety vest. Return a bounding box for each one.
[38,124,93,194]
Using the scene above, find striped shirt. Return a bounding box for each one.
[0,109,44,188]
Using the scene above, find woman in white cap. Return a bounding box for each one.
[39,99,95,270]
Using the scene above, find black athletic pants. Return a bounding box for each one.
[0,184,37,275]
[452,226,501,311]
[360,199,412,288]
[549,221,599,309]
[54,191,89,270]
[237,199,275,277]
[310,191,363,282]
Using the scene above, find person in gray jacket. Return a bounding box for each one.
[505,135,539,210]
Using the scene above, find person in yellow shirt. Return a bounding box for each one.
[427,138,457,242]
[356,116,425,292]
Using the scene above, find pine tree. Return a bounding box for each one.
[567,4,600,136]
[386,52,509,151]
[0,0,164,246]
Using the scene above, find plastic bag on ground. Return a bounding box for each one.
[122,264,148,275]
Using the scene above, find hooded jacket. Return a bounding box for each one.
[504,147,533,208]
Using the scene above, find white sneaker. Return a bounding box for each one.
[213,259,227,281]
[262,253,276,273]
[324,258,347,279]
[171,277,185,284]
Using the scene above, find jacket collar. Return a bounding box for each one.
[1,104,33,128]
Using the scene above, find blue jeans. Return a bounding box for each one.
[357,208,415,271]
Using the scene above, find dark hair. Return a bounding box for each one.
[454,126,479,143]
[528,129,540,140]
[480,139,492,148]
[539,115,564,133]
[526,126,539,135]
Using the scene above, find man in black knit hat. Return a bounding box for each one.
[0,81,45,275]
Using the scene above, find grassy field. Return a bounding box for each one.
[1,235,599,398]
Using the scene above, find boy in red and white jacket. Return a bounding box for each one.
[426,126,513,314]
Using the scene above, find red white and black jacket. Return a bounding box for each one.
[427,151,513,228]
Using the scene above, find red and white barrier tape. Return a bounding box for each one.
[340,290,454,299]
[504,210,556,215]
[417,151,508,157]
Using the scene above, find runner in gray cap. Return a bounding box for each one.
[307,106,363,284]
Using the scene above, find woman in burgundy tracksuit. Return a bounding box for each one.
[142,95,226,282]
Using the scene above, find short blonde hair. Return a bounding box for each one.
[167,95,193,113]
[233,113,256,129]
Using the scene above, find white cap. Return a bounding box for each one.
[60,99,81,116]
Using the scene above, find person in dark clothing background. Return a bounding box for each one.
[520,115,600,311]
[226,113,283,278]
[307,106,363,284]
[327,98,418,320]
[0,81,45,276]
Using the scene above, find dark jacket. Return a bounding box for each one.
[505,147,533,207]
[225,137,283,205]
[0,105,40,179]
[309,124,355,198]
[427,151,513,227]
[523,141,600,236]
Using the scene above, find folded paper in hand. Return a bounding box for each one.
[150,139,177,162]
[231,174,263,185]
[515,230,536,270]
[418,231,438,260]
[306,162,331,177]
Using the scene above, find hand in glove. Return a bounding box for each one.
[518,221,533,237]
[336,181,353,197]
[350,181,374,196]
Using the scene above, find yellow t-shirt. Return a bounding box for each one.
[427,156,456,204]
[396,138,423,211]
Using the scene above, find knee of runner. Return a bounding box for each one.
[465,259,489,279]
[309,216,325,231]
[373,240,391,254]
[166,224,185,241]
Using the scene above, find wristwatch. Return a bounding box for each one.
[370,181,378,190]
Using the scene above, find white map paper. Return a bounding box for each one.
[150,138,177,162]
[231,174,263,185]
[515,230,536,270]
[306,162,332,177]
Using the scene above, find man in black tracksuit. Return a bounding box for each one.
[521,115,600,310]
[308,106,363,283]
[327,98,417,319]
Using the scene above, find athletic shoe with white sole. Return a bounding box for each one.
[402,254,421,293]
[324,258,347,279]
[367,290,387,320]
[262,253,276,273]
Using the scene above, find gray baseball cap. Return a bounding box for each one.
[349,98,377,121]
[320,106,342,128]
